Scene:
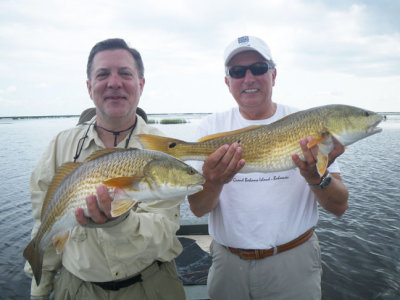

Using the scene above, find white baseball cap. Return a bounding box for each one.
[224,36,273,66]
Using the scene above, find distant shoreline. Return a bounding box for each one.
[0,113,212,120]
[0,112,398,120]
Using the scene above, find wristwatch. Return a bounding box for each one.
[309,172,332,189]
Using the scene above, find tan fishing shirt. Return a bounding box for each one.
[24,116,183,297]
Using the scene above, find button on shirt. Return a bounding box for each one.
[24,116,183,297]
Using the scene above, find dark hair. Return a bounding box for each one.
[86,38,144,80]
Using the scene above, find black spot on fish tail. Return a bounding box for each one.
[169,142,177,148]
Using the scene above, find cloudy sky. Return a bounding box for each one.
[1,0,399,117]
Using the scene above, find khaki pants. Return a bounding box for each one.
[54,261,185,300]
[207,233,322,300]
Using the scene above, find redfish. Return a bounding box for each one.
[137,105,383,176]
[23,148,205,285]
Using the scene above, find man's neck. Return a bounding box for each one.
[95,115,137,148]
[239,102,277,120]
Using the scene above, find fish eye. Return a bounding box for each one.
[187,167,195,175]
[169,142,177,148]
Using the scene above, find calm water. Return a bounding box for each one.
[0,114,399,299]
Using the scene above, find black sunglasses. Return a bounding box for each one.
[227,62,272,79]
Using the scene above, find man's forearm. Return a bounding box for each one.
[313,173,349,216]
[188,180,223,217]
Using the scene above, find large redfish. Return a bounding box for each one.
[137,105,383,176]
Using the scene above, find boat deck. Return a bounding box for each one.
[176,224,211,299]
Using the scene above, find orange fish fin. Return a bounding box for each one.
[198,125,264,142]
[103,176,143,188]
[137,134,186,153]
[52,231,70,254]
[306,132,331,149]
[41,162,82,219]
[111,200,137,217]
[306,137,325,148]
[23,238,44,286]
[316,152,329,177]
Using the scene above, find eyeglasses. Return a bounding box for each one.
[227,62,272,79]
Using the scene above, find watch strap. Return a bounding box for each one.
[309,172,332,189]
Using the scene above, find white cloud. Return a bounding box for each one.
[0,0,399,116]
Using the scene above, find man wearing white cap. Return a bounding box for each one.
[188,36,349,299]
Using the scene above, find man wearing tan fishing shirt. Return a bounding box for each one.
[189,36,349,299]
[24,39,185,299]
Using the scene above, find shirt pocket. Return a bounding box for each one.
[70,226,87,242]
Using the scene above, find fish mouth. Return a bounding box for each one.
[366,118,383,136]
[187,182,205,191]
[368,127,382,134]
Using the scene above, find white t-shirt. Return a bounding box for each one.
[194,104,340,249]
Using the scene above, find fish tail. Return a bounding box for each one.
[137,134,187,157]
[23,238,44,286]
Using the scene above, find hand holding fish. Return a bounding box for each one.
[292,136,345,185]
[326,136,345,166]
[202,143,245,184]
[292,136,321,184]
[292,136,348,216]
[75,184,114,226]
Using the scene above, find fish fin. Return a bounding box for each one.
[316,152,329,177]
[84,148,137,162]
[306,137,326,148]
[198,125,264,142]
[111,189,138,217]
[137,134,186,154]
[113,188,134,202]
[23,238,44,286]
[41,162,82,219]
[306,131,331,149]
[52,231,70,254]
[103,176,143,188]
[314,135,334,177]
[111,200,137,217]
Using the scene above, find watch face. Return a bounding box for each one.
[309,173,331,189]
[321,174,332,188]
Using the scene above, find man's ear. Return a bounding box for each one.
[139,77,145,96]
[272,68,277,87]
[224,76,230,88]
[87,80,93,99]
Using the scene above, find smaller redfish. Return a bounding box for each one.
[23,148,205,286]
